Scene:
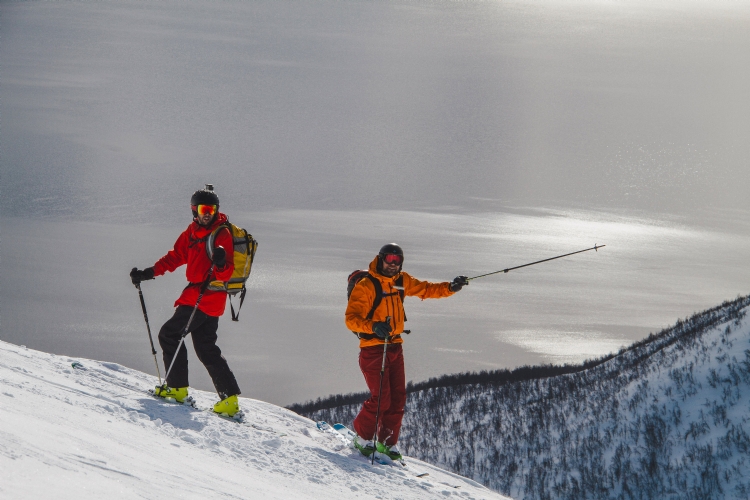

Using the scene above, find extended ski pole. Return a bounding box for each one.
[134,281,163,386]
[162,265,216,388]
[467,244,605,281]
[372,315,391,465]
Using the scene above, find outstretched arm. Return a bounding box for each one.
[403,273,454,299]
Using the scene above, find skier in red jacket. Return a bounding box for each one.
[130,184,241,416]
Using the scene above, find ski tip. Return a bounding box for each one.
[416,472,429,478]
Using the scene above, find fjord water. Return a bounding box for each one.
[1,0,749,405]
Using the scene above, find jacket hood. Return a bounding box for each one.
[191,212,228,237]
[368,256,401,281]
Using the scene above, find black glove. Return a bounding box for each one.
[449,275,469,292]
[212,246,226,267]
[372,321,392,340]
[130,267,155,285]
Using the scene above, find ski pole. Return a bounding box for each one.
[467,244,605,281]
[162,265,216,387]
[134,281,163,386]
[372,315,391,465]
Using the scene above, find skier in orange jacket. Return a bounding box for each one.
[345,243,468,461]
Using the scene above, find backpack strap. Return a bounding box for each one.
[364,274,383,320]
[362,274,406,322]
[351,274,408,339]
[228,287,246,322]
[355,333,402,341]
[188,234,209,249]
[205,222,232,261]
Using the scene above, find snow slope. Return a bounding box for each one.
[0,341,507,500]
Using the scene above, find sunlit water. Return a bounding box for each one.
[1,0,749,404]
[3,208,749,405]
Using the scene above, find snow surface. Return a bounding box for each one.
[0,340,508,499]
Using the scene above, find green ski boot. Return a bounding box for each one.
[376,442,403,461]
[154,386,189,403]
[213,394,240,417]
[353,435,376,457]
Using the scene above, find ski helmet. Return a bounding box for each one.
[379,243,404,259]
[378,243,404,270]
[191,184,220,218]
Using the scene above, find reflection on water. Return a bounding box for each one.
[2,207,748,405]
[497,329,630,364]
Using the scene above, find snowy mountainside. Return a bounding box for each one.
[0,341,507,500]
[308,295,750,499]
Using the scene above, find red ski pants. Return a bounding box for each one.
[353,344,406,446]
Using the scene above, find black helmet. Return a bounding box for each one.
[191,184,220,207]
[378,243,404,271]
[378,243,404,273]
[191,184,220,219]
[378,243,404,259]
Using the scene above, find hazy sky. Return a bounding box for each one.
[2,0,749,404]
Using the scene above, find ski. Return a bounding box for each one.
[332,422,412,469]
[145,387,286,435]
[316,421,428,476]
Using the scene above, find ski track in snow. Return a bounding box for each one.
[0,341,508,499]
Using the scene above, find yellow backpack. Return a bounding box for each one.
[205,221,258,321]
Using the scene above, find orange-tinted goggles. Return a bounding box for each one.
[382,254,403,265]
[194,204,217,216]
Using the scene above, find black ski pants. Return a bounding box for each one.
[159,305,241,399]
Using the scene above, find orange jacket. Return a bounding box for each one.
[345,257,454,348]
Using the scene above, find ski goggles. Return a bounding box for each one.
[193,204,217,216]
[381,254,404,265]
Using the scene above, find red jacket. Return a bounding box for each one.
[153,213,234,317]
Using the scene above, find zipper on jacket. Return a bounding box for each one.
[385,284,394,332]
[387,282,401,330]
[391,284,399,328]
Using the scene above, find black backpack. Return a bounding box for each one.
[347,270,406,339]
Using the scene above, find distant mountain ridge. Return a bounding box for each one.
[296,294,750,499]
[288,354,619,416]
